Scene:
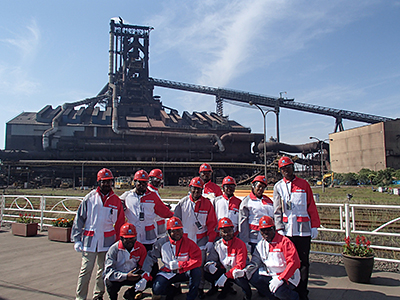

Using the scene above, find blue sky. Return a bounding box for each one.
[1,0,399,149]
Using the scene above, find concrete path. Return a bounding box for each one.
[0,225,399,300]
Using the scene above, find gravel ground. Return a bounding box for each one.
[310,253,400,273]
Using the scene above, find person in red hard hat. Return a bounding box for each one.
[174,176,218,299]
[199,163,222,201]
[273,156,320,300]
[244,216,301,300]
[138,217,202,300]
[239,175,274,254]
[120,170,173,251]
[148,169,170,238]
[204,217,252,300]
[104,223,147,300]
[72,168,125,300]
[213,176,241,235]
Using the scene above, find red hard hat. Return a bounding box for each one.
[189,177,204,188]
[252,175,267,185]
[167,217,183,230]
[149,169,163,180]
[134,170,149,181]
[120,223,137,238]
[278,156,294,168]
[259,216,275,229]
[199,163,212,173]
[97,168,114,181]
[218,217,234,229]
[222,176,236,186]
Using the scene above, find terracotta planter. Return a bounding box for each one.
[48,226,72,242]
[342,253,374,283]
[11,222,38,237]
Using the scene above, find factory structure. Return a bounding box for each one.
[0,20,397,187]
[330,119,400,173]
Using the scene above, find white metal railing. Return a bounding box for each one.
[1,195,399,263]
[0,194,83,230]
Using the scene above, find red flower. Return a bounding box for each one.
[361,236,366,244]
[356,235,360,246]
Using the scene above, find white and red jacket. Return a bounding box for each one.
[249,233,300,285]
[121,188,173,245]
[213,194,241,235]
[202,181,222,200]
[273,176,320,237]
[148,183,167,238]
[205,236,248,279]
[239,192,274,244]
[142,235,202,279]
[71,187,125,252]
[104,240,147,282]
[174,195,218,250]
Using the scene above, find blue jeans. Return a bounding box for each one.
[204,265,252,299]
[152,267,201,300]
[250,270,299,300]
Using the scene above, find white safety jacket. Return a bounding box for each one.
[239,192,274,244]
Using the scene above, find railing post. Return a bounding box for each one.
[40,195,45,231]
[0,194,4,227]
[344,201,350,238]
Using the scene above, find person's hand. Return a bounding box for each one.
[205,241,214,252]
[74,241,83,252]
[277,230,285,236]
[205,261,218,274]
[169,260,179,271]
[127,269,141,281]
[269,277,283,293]
[311,228,318,239]
[215,274,227,287]
[135,278,147,292]
[232,269,244,279]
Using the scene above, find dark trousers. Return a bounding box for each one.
[288,236,311,300]
[152,267,201,300]
[144,243,160,286]
[249,270,299,300]
[105,278,140,300]
[204,265,252,299]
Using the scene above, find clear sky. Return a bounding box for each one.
[1,0,399,150]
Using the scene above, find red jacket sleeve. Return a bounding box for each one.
[225,238,247,279]
[205,200,218,242]
[178,238,202,273]
[114,196,126,240]
[278,236,301,281]
[305,183,320,228]
[154,194,174,218]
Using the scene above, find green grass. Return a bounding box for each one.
[3,185,400,204]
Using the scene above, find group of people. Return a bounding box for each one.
[71,157,320,300]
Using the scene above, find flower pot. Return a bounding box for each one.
[342,253,374,283]
[11,222,38,237]
[48,226,72,242]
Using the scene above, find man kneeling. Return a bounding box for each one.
[104,223,147,300]
[245,216,301,300]
[204,217,252,300]
[137,216,202,300]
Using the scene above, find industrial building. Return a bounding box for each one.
[0,20,396,187]
[329,119,400,173]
